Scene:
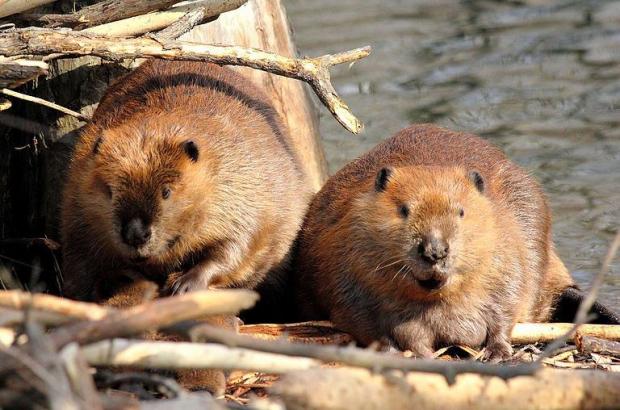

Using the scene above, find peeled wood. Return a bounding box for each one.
[0,0,56,19]
[83,0,248,38]
[81,338,321,373]
[511,323,620,344]
[0,290,111,321]
[48,289,258,349]
[272,367,620,410]
[26,0,181,29]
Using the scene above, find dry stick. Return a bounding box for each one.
[0,290,111,321]
[23,0,182,29]
[48,289,258,349]
[190,323,537,382]
[539,230,620,359]
[511,323,620,344]
[84,0,248,38]
[155,7,210,41]
[0,98,10,111]
[1,88,90,120]
[0,0,57,19]
[81,339,322,373]
[0,28,370,133]
[576,335,620,356]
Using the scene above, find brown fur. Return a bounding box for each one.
[61,59,311,299]
[61,60,312,391]
[294,124,574,360]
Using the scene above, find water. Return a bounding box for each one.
[286,0,620,307]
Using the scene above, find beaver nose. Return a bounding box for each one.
[121,218,152,248]
[417,235,449,264]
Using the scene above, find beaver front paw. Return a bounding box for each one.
[170,266,211,294]
[482,339,513,363]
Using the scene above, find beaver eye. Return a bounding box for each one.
[459,208,465,218]
[162,187,171,200]
[398,204,409,218]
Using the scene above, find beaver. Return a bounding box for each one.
[61,59,311,300]
[294,124,575,361]
[60,60,311,391]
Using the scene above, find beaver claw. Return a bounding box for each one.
[482,340,513,363]
[171,266,210,294]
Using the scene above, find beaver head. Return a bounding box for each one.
[352,166,496,296]
[81,118,218,263]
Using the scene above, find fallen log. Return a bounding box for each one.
[0,28,369,134]
[0,58,48,88]
[271,367,620,410]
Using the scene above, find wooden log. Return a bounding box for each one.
[184,0,329,190]
[81,338,322,373]
[48,289,258,348]
[0,0,56,19]
[271,367,620,410]
[83,0,248,38]
[0,58,48,88]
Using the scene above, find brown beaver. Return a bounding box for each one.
[60,59,312,391]
[294,124,574,361]
[61,59,311,300]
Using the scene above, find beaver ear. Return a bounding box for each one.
[92,137,103,155]
[183,140,199,162]
[468,170,484,193]
[375,167,392,192]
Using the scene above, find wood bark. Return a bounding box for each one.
[271,367,620,410]
[0,58,48,88]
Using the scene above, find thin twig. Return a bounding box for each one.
[1,88,90,121]
[539,230,620,359]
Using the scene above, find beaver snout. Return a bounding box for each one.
[121,218,152,248]
[414,235,449,264]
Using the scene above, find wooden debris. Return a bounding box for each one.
[83,0,249,38]
[511,323,620,344]
[0,0,56,19]
[271,367,620,410]
[1,88,89,120]
[577,335,620,356]
[240,321,353,345]
[81,339,322,373]
[48,289,258,348]
[0,58,48,88]
[0,28,370,133]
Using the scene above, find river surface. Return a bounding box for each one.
[286,0,620,307]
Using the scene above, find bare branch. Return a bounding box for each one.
[0,28,370,133]
[1,88,90,120]
[0,0,57,19]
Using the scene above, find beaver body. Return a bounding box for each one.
[61,59,311,303]
[295,124,574,360]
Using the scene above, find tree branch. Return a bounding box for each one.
[1,88,89,120]
[0,28,370,133]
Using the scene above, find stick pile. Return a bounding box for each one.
[0,0,370,133]
[0,289,619,409]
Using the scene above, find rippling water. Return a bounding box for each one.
[287,0,620,306]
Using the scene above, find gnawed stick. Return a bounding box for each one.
[81,339,321,373]
[84,0,248,38]
[271,367,620,410]
[511,323,620,344]
[48,289,258,349]
[0,290,111,322]
[0,28,370,133]
[0,0,56,19]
